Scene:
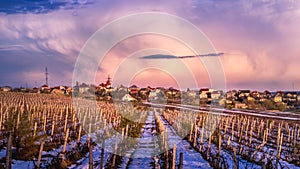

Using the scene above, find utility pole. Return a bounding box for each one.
[45,67,48,86]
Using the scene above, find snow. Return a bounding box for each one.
[160,113,213,169]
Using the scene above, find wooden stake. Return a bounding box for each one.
[179,152,183,169]
[6,132,12,169]
[51,119,55,136]
[193,124,197,147]
[189,124,194,142]
[62,128,69,160]
[77,125,82,143]
[34,122,37,137]
[233,147,237,169]
[64,110,68,133]
[37,140,45,169]
[172,144,176,169]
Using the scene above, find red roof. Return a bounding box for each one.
[41,84,49,88]
[200,88,210,92]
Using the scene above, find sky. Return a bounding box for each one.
[0,0,300,91]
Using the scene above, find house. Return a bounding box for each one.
[274,95,283,103]
[166,87,181,104]
[40,84,51,93]
[211,90,222,100]
[66,87,73,95]
[297,95,300,102]
[149,88,164,101]
[139,88,150,101]
[95,75,113,95]
[273,92,283,103]
[78,83,90,94]
[51,88,65,95]
[263,90,272,98]
[166,87,181,98]
[226,90,237,98]
[238,90,251,98]
[1,86,12,92]
[129,85,140,98]
[226,99,233,105]
[251,91,261,99]
[199,88,213,99]
[284,92,297,103]
[53,86,66,92]
[122,94,137,102]
[59,86,66,91]
[187,90,197,98]
[247,96,255,102]
[274,91,284,103]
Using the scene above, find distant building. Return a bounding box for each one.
[66,87,73,95]
[40,84,50,93]
[187,90,197,98]
[274,96,282,103]
[297,95,300,102]
[165,87,181,104]
[139,88,150,101]
[274,91,284,103]
[226,90,237,99]
[238,90,251,98]
[263,90,272,99]
[199,88,213,99]
[149,88,164,101]
[226,99,233,105]
[251,91,261,99]
[97,75,113,92]
[129,85,140,98]
[122,94,137,102]
[51,88,65,95]
[247,96,255,102]
[1,86,12,92]
[78,83,89,94]
[211,90,222,100]
[283,92,297,103]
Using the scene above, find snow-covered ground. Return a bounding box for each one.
[159,111,213,168]
[0,148,35,169]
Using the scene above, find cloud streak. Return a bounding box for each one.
[0,45,25,51]
[140,53,224,59]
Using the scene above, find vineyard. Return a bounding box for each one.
[157,106,300,169]
[0,91,300,168]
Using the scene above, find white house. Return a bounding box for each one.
[199,88,213,99]
[78,83,90,94]
[1,86,12,92]
[211,91,222,100]
[122,94,137,102]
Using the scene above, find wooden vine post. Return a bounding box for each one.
[172,144,176,169]
[37,140,45,169]
[62,128,69,160]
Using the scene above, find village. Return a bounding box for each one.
[1,75,299,112]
